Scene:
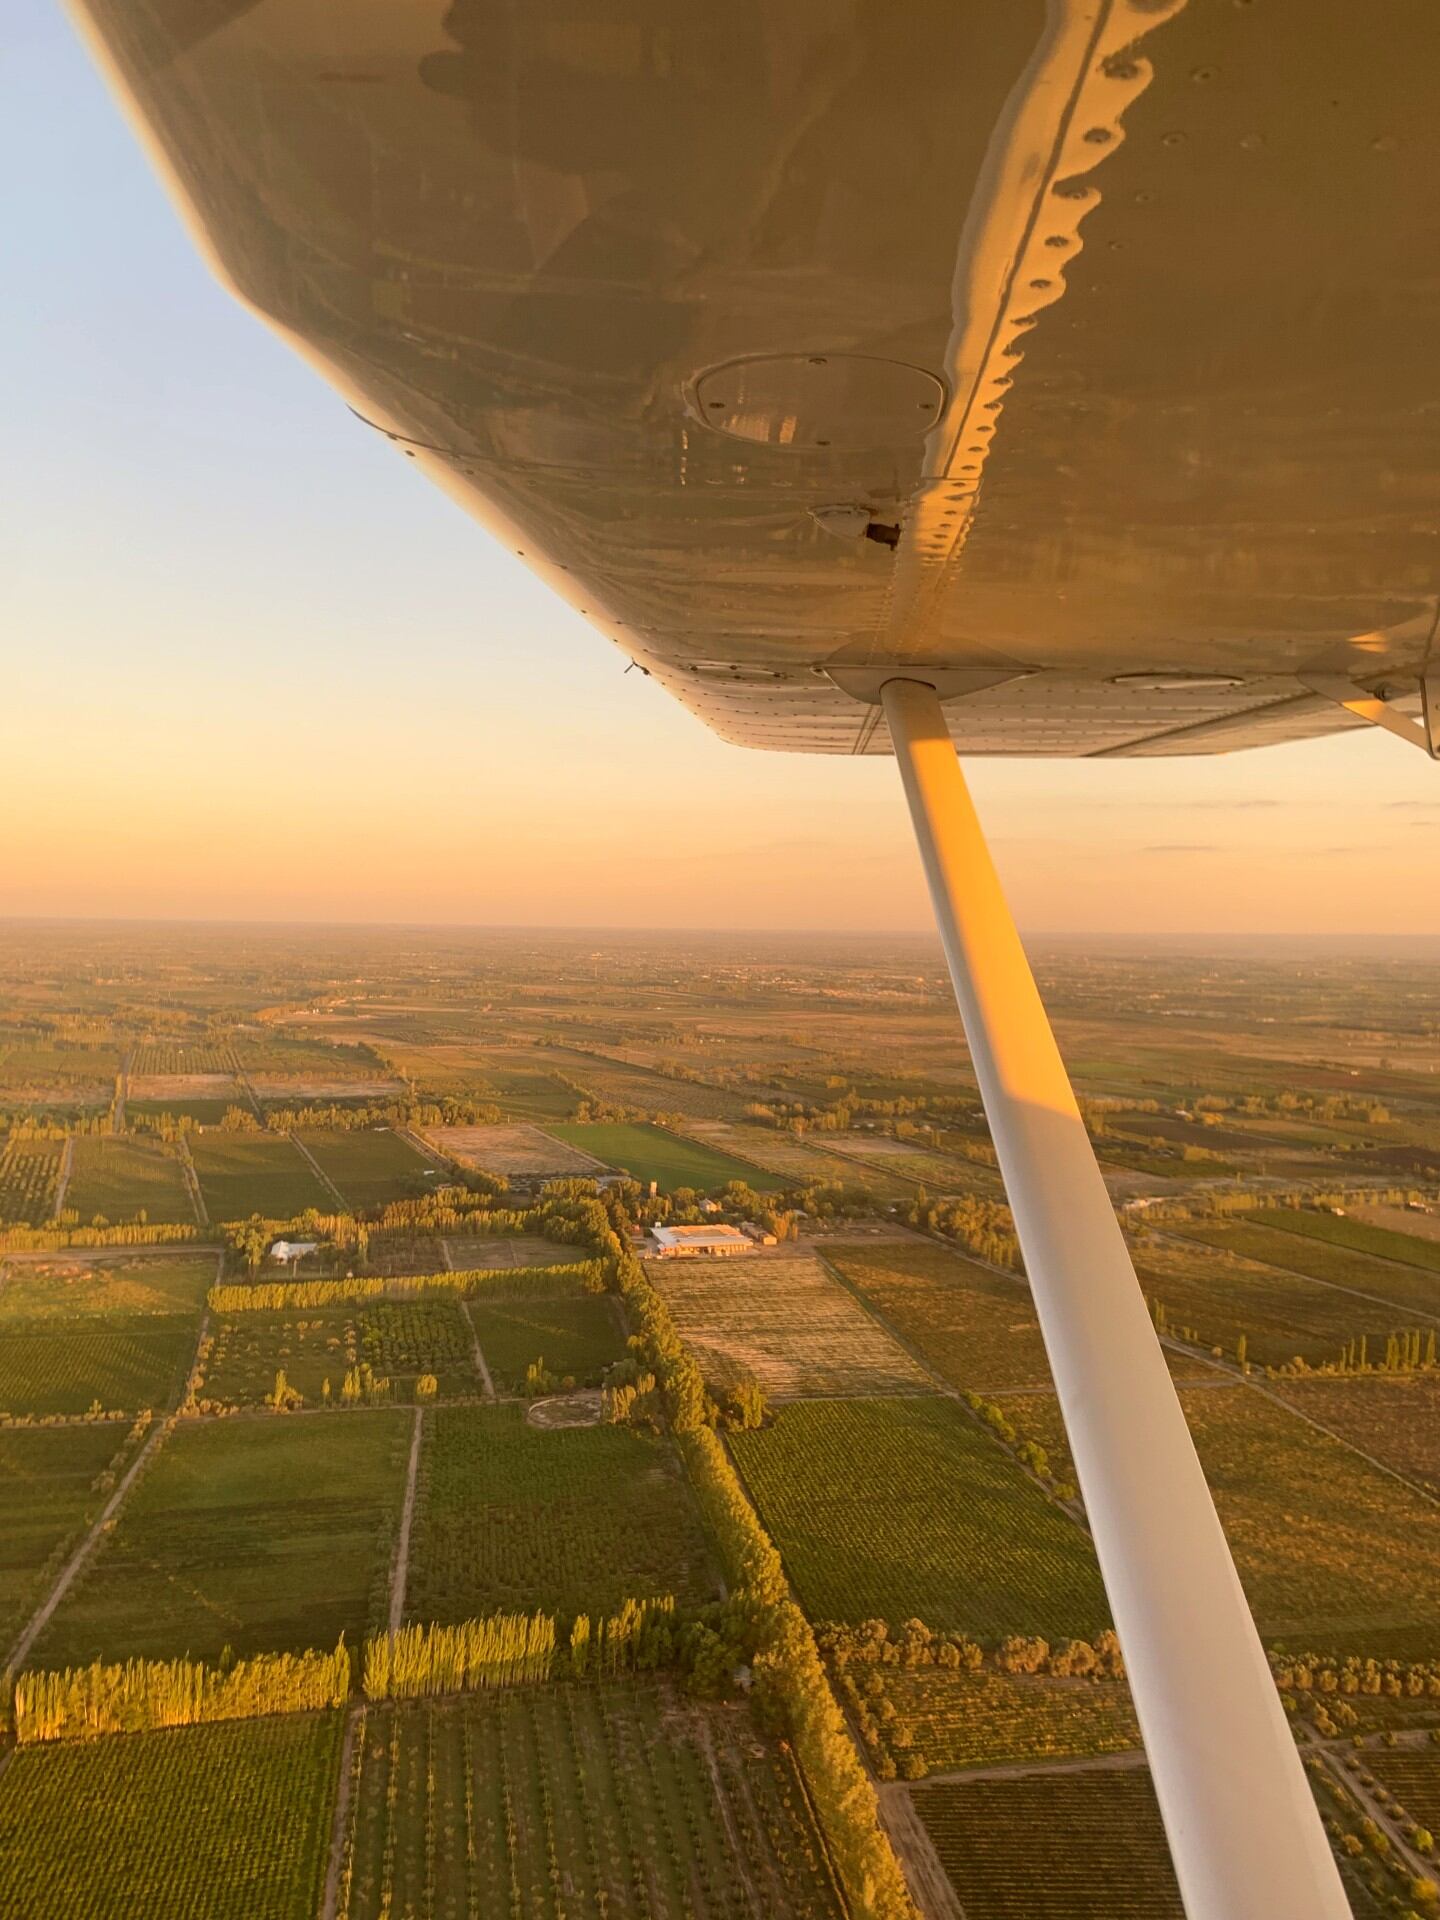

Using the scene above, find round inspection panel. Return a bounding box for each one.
[690,354,946,449]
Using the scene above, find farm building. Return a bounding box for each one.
[649,1225,751,1259]
[269,1238,320,1263]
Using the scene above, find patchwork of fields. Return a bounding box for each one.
[3,975,1438,1918]
[188,1132,333,1223]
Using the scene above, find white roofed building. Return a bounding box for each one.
[649,1225,751,1258]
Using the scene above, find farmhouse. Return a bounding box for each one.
[269,1238,320,1263]
[649,1224,752,1258]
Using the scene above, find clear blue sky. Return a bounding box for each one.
[4,6,1437,934]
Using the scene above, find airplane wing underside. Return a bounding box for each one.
[67,0,1439,755]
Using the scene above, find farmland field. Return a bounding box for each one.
[341,1681,845,1920]
[35,1410,410,1664]
[130,1043,237,1076]
[914,1768,1185,1918]
[841,1666,1140,1775]
[297,1126,440,1210]
[66,1135,195,1226]
[466,1291,625,1391]
[0,1711,342,1920]
[1172,1221,1440,1322]
[1276,1373,1440,1497]
[1008,1383,1440,1654]
[1132,1235,1433,1369]
[1363,1750,1440,1834]
[426,1122,600,1178]
[1254,1207,1440,1275]
[654,1254,930,1398]
[189,1131,332,1222]
[127,1097,238,1126]
[0,1251,216,1324]
[1178,1386,1440,1655]
[202,1299,479,1406]
[0,1423,122,1651]
[0,1138,63,1224]
[730,1398,1109,1639]
[441,1233,578,1270]
[404,1404,716,1622]
[0,1318,197,1416]
[824,1241,1052,1392]
[547,1122,783,1193]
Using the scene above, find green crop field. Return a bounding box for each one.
[341,1681,844,1920]
[0,1712,342,1920]
[189,1132,332,1222]
[0,1423,121,1650]
[297,1127,439,1210]
[839,1666,1140,1777]
[730,1397,1108,1639]
[1256,1207,1440,1275]
[127,1097,237,1125]
[914,1769,1185,1918]
[0,1251,215,1324]
[0,1319,197,1417]
[66,1135,196,1226]
[405,1404,716,1623]
[0,1139,63,1225]
[1173,1221,1440,1323]
[546,1122,782,1193]
[35,1410,410,1665]
[1277,1373,1440,1498]
[202,1300,478,1407]
[1179,1387,1440,1656]
[655,1253,929,1399]
[465,1292,625,1392]
[1132,1235,1432,1369]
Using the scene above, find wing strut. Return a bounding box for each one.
[880,676,1349,1920]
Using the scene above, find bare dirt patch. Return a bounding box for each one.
[247,1077,405,1100]
[1354,1204,1440,1245]
[426,1123,601,1177]
[654,1255,931,1400]
[128,1073,240,1101]
[444,1236,578,1270]
[526,1389,605,1429]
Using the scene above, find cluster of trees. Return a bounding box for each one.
[907,1191,1020,1270]
[257,1097,502,1134]
[209,1258,602,1315]
[364,1612,558,1698]
[1274,1653,1440,1701]
[743,1085,977,1137]
[12,1643,350,1743]
[821,1617,1125,1679]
